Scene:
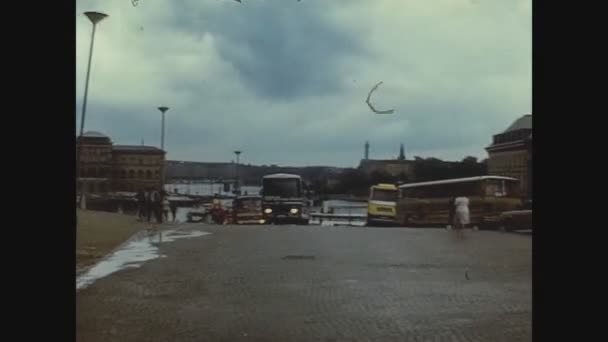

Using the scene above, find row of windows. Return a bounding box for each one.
[79,168,160,179]
[489,168,526,177]
[79,151,162,165]
[401,182,480,198]
[493,130,531,145]
[77,181,108,193]
[81,149,111,153]
[79,168,110,178]
[78,181,160,193]
[117,157,163,165]
[400,180,520,199]
[489,155,528,169]
[80,150,111,158]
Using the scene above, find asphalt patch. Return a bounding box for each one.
[282,255,316,260]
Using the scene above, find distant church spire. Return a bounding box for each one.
[398,143,405,160]
[365,141,370,160]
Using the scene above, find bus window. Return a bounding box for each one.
[505,180,520,197]
[459,182,481,197]
[485,179,520,197]
[401,188,420,199]
[485,180,503,196]
[409,187,425,198]
[401,181,481,199]
[371,189,398,201]
[431,183,478,198]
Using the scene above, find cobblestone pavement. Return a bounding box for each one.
[77,226,531,342]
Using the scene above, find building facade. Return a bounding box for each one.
[77,131,165,193]
[358,143,415,179]
[485,114,532,199]
[77,131,113,194]
[111,146,165,192]
[359,159,415,178]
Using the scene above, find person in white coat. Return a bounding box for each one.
[453,196,470,229]
[162,196,171,223]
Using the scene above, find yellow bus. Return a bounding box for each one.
[396,176,521,229]
[367,183,398,226]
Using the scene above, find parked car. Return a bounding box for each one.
[498,200,532,231]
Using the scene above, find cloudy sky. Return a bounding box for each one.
[76,0,531,167]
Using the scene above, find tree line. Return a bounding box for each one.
[310,157,487,197]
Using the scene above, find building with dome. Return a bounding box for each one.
[77,131,165,193]
[485,114,532,199]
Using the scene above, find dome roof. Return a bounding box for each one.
[504,114,532,132]
[82,131,109,138]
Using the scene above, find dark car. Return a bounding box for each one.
[498,200,532,231]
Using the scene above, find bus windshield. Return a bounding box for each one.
[371,189,398,202]
[263,179,301,198]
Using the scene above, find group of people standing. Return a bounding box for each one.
[136,188,177,223]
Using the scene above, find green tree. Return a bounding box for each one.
[462,156,478,164]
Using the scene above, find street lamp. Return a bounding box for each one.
[77,11,108,208]
[158,106,169,190]
[234,150,242,193]
[158,106,169,151]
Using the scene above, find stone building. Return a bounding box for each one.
[77,131,165,193]
[111,145,165,192]
[485,114,532,199]
[358,143,415,179]
[77,131,113,194]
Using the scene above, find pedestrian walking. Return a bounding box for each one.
[136,189,146,221]
[162,196,170,223]
[453,196,470,230]
[210,197,225,224]
[447,197,456,229]
[152,189,162,223]
[170,201,178,223]
[145,188,153,223]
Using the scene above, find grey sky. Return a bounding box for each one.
[76,0,531,167]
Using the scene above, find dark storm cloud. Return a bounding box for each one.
[169,1,364,99]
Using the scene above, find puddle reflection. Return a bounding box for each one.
[77,229,210,291]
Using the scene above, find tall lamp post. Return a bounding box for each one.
[158,106,169,191]
[234,150,242,194]
[77,11,108,208]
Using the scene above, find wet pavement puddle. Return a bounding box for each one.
[76,229,211,291]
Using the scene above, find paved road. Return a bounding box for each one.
[77,225,531,342]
